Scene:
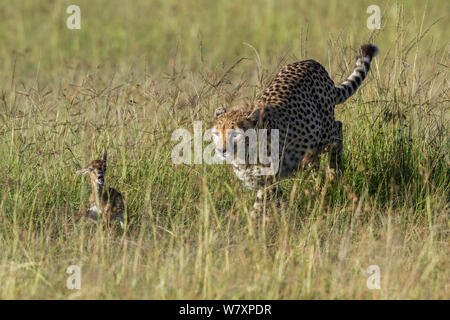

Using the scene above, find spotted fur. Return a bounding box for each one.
[213,44,379,215]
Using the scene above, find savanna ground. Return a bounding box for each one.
[0,0,448,299]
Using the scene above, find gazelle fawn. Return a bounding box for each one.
[76,149,125,229]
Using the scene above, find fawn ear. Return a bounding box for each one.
[102,148,107,162]
[76,168,88,175]
[214,107,226,118]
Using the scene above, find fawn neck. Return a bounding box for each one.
[90,180,104,211]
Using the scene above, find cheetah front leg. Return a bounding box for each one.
[250,176,283,219]
[328,120,343,175]
[251,188,265,218]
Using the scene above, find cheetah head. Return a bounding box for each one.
[76,149,107,186]
[212,106,261,161]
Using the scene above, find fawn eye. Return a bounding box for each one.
[89,168,93,172]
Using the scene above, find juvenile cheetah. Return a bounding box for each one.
[212,44,379,214]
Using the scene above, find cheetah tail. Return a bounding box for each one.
[335,44,379,104]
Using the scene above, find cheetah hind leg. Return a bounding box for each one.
[328,120,343,179]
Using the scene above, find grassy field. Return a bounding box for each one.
[0,0,448,299]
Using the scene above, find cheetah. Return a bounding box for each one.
[212,44,379,214]
[76,149,125,229]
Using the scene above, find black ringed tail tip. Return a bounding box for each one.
[359,43,379,59]
[335,44,379,104]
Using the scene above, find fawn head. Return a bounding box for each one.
[76,149,107,186]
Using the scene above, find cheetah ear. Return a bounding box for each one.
[76,168,88,175]
[214,107,226,118]
[102,148,107,162]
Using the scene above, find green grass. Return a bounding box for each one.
[0,0,448,299]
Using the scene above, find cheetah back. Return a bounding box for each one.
[256,60,337,176]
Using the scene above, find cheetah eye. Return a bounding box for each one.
[89,168,93,172]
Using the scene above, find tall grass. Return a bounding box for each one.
[0,0,448,299]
